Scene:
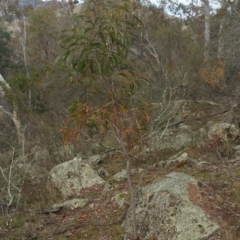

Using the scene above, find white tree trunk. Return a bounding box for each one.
[218,0,228,59]
[0,74,25,156]
[20,16,31,107]
[202,0,210,61]
[218,21,224,59]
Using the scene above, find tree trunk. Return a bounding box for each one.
[202,0,210,61]
[0,74,25,156]
[218,0,227,59]
[21,16,31,107]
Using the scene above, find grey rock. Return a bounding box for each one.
[113,170,127,182]
[103,180,118,192]
[151,124,194,151]
[88,154,102,166]
[98,167,110,178]
[232,145,240,158]
[208,122,239,142]
[158,152,188,168]
[112,191,129,208]
[52,198,88,210]
[48,157,105,198]
[123,172,219,240]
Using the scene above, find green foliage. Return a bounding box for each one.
[8,73,29,93]
[60,0,140,77]
[0,24,11,77]
[7,69,46,114]
[60,0,149,149]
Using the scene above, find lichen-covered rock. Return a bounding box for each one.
[233,145,240,158]
[88,154,102,166]
[52,198,88,210]
[123,172,219,240]
[208,122,239,142]
[158,152,188,168]
[113,170,127,182]
[49,157,105,198]
[112,191,129,208]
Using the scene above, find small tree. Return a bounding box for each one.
[27,7,59,69]
[59,0,149,238]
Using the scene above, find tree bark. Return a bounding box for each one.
[202,0,210,61]
[0,74,25,156]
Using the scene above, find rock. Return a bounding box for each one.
[113,170,127,182]
[103,180,118,192]
[98,167,110,178]
[52,198,88,210]
[235,86,240,97]
[112,168,143,182]
[175,132,193,149]
[194,128,207,143]
[133,168,144,174]
[112,191,129,208]
[48,157,105,198]
[88,154,102,165]
[232,145,240,158]
[151,124,194,151]
[208,122,239,142]
[195,161,209,170]
[103,168,143,191]
[157,152,188,168]
[122,172,219,240]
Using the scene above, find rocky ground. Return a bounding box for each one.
[1,100,240,239]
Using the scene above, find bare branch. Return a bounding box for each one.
[143,33,161,65]
[0,105,13,118]
[0,74,10,89]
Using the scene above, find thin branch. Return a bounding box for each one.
[0,74,10,89]
[0,106,13,118]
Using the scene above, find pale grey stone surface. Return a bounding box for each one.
[53,198,88,210]
[112,169,127,182]
[49,157,105,198]
[123,172,219,240]
[112,191,128,208]
[208,122,239,142]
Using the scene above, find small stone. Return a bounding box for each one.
[215,194,224,205]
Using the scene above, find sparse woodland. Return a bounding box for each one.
[0,0,240,239]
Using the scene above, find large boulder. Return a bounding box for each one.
[48,157,105,198]
[123,172,219,240]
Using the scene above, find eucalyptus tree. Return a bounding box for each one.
[59,0,149,238]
